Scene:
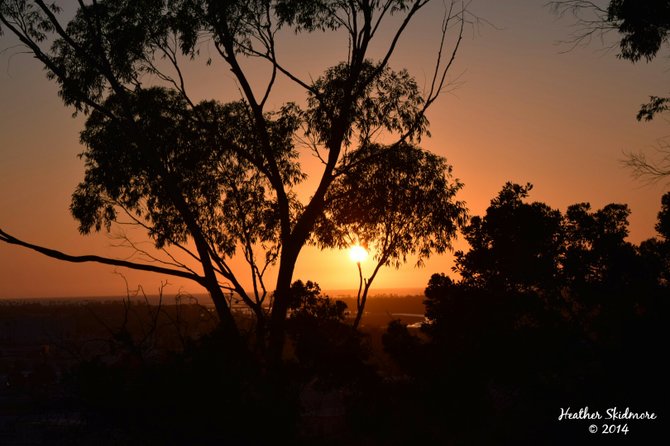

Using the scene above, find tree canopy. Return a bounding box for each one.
[551,0,670,120]
[0,0,469,358]
[382,184,669,443]
[551,0,670,183]
[315,141,467,326]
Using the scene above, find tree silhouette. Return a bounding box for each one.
[638,197,670,288]
[551,0,670,182]
[551,1,670,66]
[657,192,670,237]
[284,280,374,389]
[453,182,564,296]
[383,184,670,444]
[315,142,467,328]
[0,0,469,360]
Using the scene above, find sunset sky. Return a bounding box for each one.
[1,0,668,299]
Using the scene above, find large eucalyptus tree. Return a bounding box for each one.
[0,0,468,359]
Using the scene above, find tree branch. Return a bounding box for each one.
[0,229,205,284]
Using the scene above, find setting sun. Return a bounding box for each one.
[349,245,368,263]
[0,2,667,444]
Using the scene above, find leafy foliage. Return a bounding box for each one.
[287,280,347,321]
[607,0,670,63]
[306,61,429,146]
[285,280,374,387]
[454,182,563,292]
[72,87,302,260]
[657,191,670,238]
[551,0,670,120]
[383,185,670,444]
[318,142,467,268]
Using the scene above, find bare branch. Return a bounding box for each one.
[424,1,462,107]
[148,34,196,108]
[623,143,670,186]
[230,38,319,98]
[108,229,200,277]
[547,0,618,52]
[114,201,202,265]
[373,0,430,79]
[0,229,205,284]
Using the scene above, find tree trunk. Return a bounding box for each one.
[267,246,300,365]
[206,280,243,348]
[352,280,372,330]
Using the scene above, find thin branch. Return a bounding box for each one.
[373,0,430,81]
[219,54,292,244]
[424,1,460,105]
[0,229,205,283]
[115,201,202,265]
[230,38,320,99]
[391,1,466,146]
[148,35,196,108]
[0,13,116,120]
[203,239,258,311]
[108,229,200,276]
[547,0,617,52]
[623,145,670,185]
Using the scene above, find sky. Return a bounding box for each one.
[0,0,668,299]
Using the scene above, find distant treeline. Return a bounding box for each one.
[380,183,669,445]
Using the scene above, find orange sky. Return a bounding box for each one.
[1,0,668,299]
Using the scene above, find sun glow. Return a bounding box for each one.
[349,244,368,263]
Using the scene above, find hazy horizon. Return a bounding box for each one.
[0,286,425,302]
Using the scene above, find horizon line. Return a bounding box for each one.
[0,286,425,301]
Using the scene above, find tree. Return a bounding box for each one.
[562,201,635,289]
[423,182,669,345]
[454,182,564,294]
[382,185,670,444]
[550,0,670,182]
[551,0,670,119]
[284,280,372,386]
[657,192,670,238]
[315,142,467,328]
[0,0,468,360]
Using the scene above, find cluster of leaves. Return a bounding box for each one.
[306,61,428,146]
[436,182,669,345]
[317,142,467,269]
[607,0,670,120]
[285,280,374,387]
[551,0,670,121]
[606,0,670,63]
[287,280,347,321]
[459,182,667,301]
[72,88,302,260]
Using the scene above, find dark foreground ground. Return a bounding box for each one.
[0,295,666,445]
[0,296,424,445]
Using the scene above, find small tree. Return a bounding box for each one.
[0,0,469,360]
[315,142,467,328]
[454,182,564,294]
